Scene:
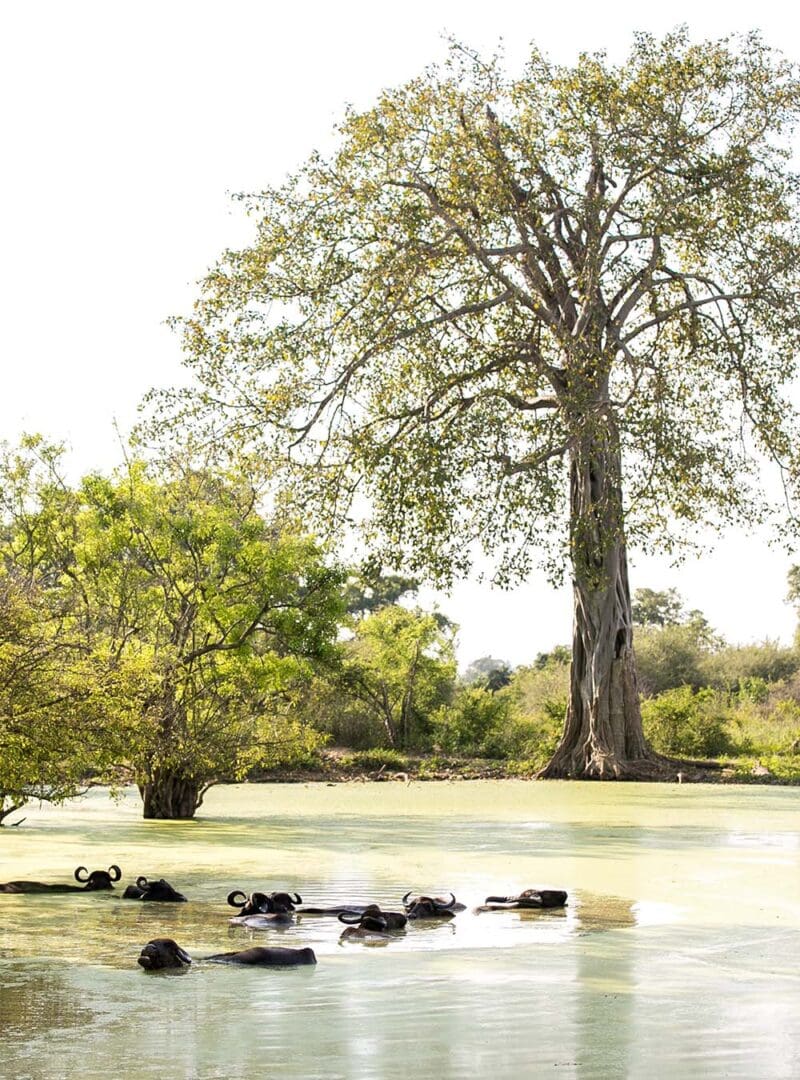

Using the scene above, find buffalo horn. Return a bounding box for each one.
[227,889,248,908]
[338,912,363,924]
[436,892,456,910]
[402,891,414,906]
[136,876,149,889]
[108,865,122,882]
[74,866,90,883]
[291,892,303,904]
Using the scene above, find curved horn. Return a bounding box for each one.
[291,892,303,904]
[74,866,89,883]
[436,892,457,910]
[338,912,363,924]
[227,889,247,908]
[136,876,149,889]
[484,895,511,904]
[108,865,122,882]
[402,891,414,906]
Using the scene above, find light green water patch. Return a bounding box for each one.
[2,781,800,1077]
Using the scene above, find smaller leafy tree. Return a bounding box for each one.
[631,588,685,628]
[1,440,344,820]
[337,606,456,749]
[70,463,344,818]
[462,656,513,690]
[430,686,514,757]
[344,567,420,618]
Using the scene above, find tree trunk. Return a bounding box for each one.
[139,772,205,819]
[539,415,669,780]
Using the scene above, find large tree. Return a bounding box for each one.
[154,31,800,778]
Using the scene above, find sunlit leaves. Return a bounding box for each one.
[149,30,800,585]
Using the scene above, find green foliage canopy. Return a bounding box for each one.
[154,29,800,586]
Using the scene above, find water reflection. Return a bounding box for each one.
[4,782,800,1078]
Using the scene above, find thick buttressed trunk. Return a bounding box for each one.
[539,418,667,780]
[139,772,204,819]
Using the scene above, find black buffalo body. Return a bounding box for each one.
[123,876,188,902]
[0,865,122,894]
[479,888,568,910]
[137,938,316,969]
[206,946,316,966]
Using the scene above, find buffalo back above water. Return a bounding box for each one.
[123,876,188,902]
[0,865,121,894]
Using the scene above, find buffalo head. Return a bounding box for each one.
[74,865,121,890]
[123,876,188,902]
[138,938,192,971]
[402,891,462,919]
[227,889,301,916]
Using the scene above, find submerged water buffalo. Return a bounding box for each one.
[227,890,300,918]
[138,938,193,970]
[478,888,568,911]
[0,865,122,894]
[402,892,465,919]
[338,905,407,941]
[122,876,188,902]
[137,938,316,970]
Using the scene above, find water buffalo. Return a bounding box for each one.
[340,904,407,930]
[138,938,192,970]
[0,865,122,894]
[123,876,188,902]
[137,938,316,969]
[338,905,407,941]
[402,891,465,919]
[227,890,301,917]
[478,888,568,911]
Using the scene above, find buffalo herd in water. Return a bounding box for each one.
[0,865,568,971]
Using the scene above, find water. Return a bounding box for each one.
[1,781,799,1078]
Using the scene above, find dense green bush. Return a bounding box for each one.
[339,748,411,771]
[701,642,799,691]
[430,687,513,757]
[641,686,734,757]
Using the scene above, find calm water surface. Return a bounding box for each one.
[1,781,799,1078]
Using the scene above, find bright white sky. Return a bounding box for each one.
[2,0,799,667]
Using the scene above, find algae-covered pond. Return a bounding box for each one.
[1,781,799,1078]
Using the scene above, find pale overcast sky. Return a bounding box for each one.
[1,0,799,666]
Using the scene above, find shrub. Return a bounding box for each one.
[430,687,513,757]
[701,642,799,691]
[641,686,733,757]
[339,748,411,771]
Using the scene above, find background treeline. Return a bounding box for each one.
[3,440,800,823]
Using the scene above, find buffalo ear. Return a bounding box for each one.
[108,865,122,882]
[74,866,89,883]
